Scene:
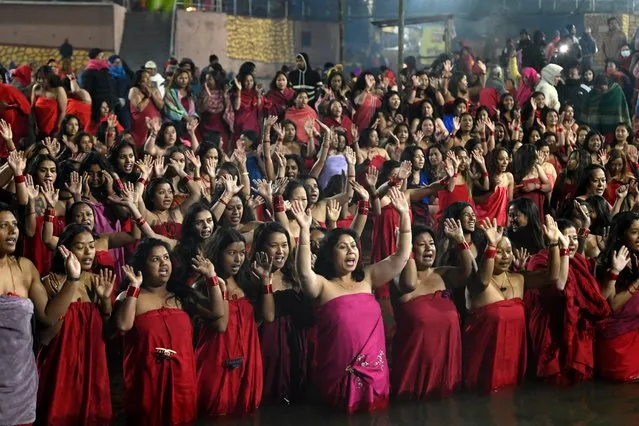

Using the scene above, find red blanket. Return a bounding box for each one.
[284,105,318,144]
[36,302,111,425]
[196,297,262,417]
[391,291,461,399]
[527,250,610,385]
[0,83,30,147]
[66,98,92,131]
[462,298,527,393]
[23,215,65,275]
[34,96,60,136]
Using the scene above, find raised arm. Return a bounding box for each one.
[366,187,412,289]
[349,181,370,237]
[601,246,630,302]
[192,254,228,331]
[292,200,329,299]
[475,218,503,293]
[7,150,28,206]
[252,252,276,323]
[441,218,475,281]
[113,265,142,332]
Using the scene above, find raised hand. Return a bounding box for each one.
[574,200,591,228]
[43,137,61,158]
[597,149,609,166]
[472,151,486,169]
[397,160,412,180]
[65,171,83,197]
[513,247,530,270]
[107,114,118,129]
[186,117,199,133]
[0,119,12,142]
[248,195,265,210]
[343,146,356,165]
[326,199,342,222]
[264,115,278,129]
[542,215,568,248]
[616,184,629,200]
[271,177,289,195]
[122,265,143,288]
[184,149,201,169]
[479,218,503,246]
[191,254,216,278]
[443,218,465,243]
[221,175,244,195]
[146,116,161,134]
[153,156,168,177]
[452,116,461,133]
[290,199,312,228]
[25,175,39,200]
[168,157,185,174]
[252,251,274,282]
[205,157,217,178]
[7,150,26,176]
[365,165,379,188]
[272,122,284,140]
[388,186,409,214]
[101,171,115,195]
[251,178,272,200]
[611,245,631,273]
[93,269,116,301]
[41,181,59,208]
[350,180,370,201]
[350,124,359,142]
[59,245,81,280]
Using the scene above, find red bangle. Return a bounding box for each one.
[207,275,219,287]
[14,175,25,183]
[115,178,125,191]
[135,216,146,227]
[44,215,54,223]
[578,228,590,238]
[608,270,620,281]
[263,283,273,294]
[126,286,140,298]
[457,241,470,251]
[481,172,488,178]
[137,177,147,186]
[358,199,370,215]
[485,246,497,258]
[219,197,229,206]
[560,248,570,257]
[222,290,229,301]
[183,175,192,182]
[46,208,56,217]
[273,195,285,213]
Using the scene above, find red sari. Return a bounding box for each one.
[130,97,162,148]
[526,251,610,385]
[436,184,474,219]
[33,96,60,136]
[284,106,318,144]
[596,283,639,381]
[462,298,527,393]
[233,90,262,141]
[151,221,183,241]
[23,215,65,275]
[196,297,262,417]
[0,83,30,147]
[391,291,461,399]
[322,115,354,145]
[475,185,509,227]
[516,179,545,223]
[66,98,92,130]
[353,93,382,131]
[36,302,111,426]
[122,308,197,426]
[264,88,295,118]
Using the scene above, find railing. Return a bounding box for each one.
[170,0,339,20]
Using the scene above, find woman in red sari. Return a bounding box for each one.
[527,218,610,385]
[353,71,382,131]
[512,144,551,224]
[464,217,560,393]
[292,188,412,413]
[231,73,264,142]
[32,65,67,138]
[322,99,354,145]
[437,147,474,219]
[596,212,639,381]
[196,228,263,417]
[129,69,164,149]
[391,222,472,400]
[113,238,215,426]
[264,71,296,118]
[284,90,318,145]
[64,74,92,131]
[475,147,513,227]
[197,69,232,150]
[37,225,114,426]
[0,81,30,146]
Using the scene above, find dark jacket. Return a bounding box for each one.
[557,79,588,121]
[288,52,321,104]
[81,68,115,121]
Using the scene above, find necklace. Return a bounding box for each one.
[491,272,514,296]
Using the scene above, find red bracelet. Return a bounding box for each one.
[222,290,229,301]
[485,246,497,258]
[44,215,54,223]
[115,178,125,191]
[481,172,488,178]
[457,241,470,251]
[126,286,141,298]
[263,283,273,294]
[14,175,25,183]
[135,216,147,227]
[608,270,620,281]
[183,175,192,182]
[137,177,147,186]
[273,195,285,213]
[207,275,219,287]
[46,208,56,217]
[578,228,590,238]
[358,199,370,215]
[560,248,570,257]
[219,197,230,206]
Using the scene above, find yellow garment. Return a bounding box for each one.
[508,55,521,84]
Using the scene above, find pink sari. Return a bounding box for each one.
[314,293,389,413]
[353,93,382,131]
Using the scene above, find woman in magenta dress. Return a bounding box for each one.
[129,69,164,149]
[197,69,232,150]
[391,223,472,400]
[196,228,263,417]
[475,147,513,227]
[231,73,264,142]
[352,71,382,131]
[264,71,296,118]
[291,187,412,413]
[437,147,474,220]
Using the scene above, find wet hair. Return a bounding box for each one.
[507,198,545,253]
[27,153,58,187]
[65,201,95,227]
[144,177,175,211]
[250,221,297,285]
[512,143,538,183]
[574,164,607,198]
[283,154,304,176]
[204,227,254,293]
[585,195,612,235]
[314,228,364,281]
[59,114,81,139]
[107,140,138,179]
[359,127,379,148]
[50,224,98,274]
[171,203,215,284]
[283,179,311,204]
[436,202,486,265]
[35,65,62,88]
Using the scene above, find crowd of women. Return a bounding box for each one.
[1,43,639,425]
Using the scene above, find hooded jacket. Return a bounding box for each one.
[536,64,563,111]
[288,52,321,104]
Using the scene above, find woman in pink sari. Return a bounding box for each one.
[128,69,164,149]
[353,71,382,131]
[284,90,318,145]
[231,73,264,142]
[515,67,540,107]
[264,71,296,118]
[291,187,412,413]
[197,69,232,150]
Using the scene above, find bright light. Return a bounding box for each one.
[185,6,197,12]
[559,44,568,54]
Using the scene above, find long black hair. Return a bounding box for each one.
[171,203,216,285]
[507,198,545,254]
[314,228,364,282]
[50,224,98,275]
[436,202,486,266]
[596,211,639,291]
[204,227,255,297]
[250,222,297,286]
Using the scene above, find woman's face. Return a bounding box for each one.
[367,130,379,147]
[205,73,217,89]
[615,125,629,142]
[421,119,434,135]
[176,72,190,89]
[546,111,558,126]
[169,152,186,171]
[537,145,550,164]
[193,210,214,240]
[477,109,489,122]
[224,196,243,226]
[365,74,376,88]
[285,159,299,179]
[65,118,79,137]
[99,101,110,117]
[264,232,290,270]
[562,226,579,257]
[153,182,174,211]
[288,186,308,211]
[508,206,528,231]
[421,102,434,117]
[36,159,57,186]
[310,229,325,254]
[329,101,342,118]
[72,203,95,229]
[456,150,470,171]
[495,125,506,141]
[70,231,96,271]
[87,164,104,188]
[140,71,151,87]
[304,178,320,204]
[283,124,296,142]
[460,115,474,131]
[564,106,574,121]
[242,74,254,90]
[584,69,594,82]
[455,102,468,115]
[497,149,509,172]
[388,94,401,110]
[459,206,476,233]
[145,245,172,284]
[494,237,513,274]
[428,148,443,166]
[577,129,588,144]
[587,134,603,153]
[413,232,436,269]
[330,74,343,91]
[333,234,359,275]
[163,125,178,146]
[396,126,409,143]
[534,94,546,109]
[624,219,639,252]
[529,129,541,143]
[275,74,288,90]
[587,168,607,196]
[502,95,515,111]
[117,146,135,175]
[544,135,557,148]
[609,157,625,176]
[0,211,18,254]
[295,92,309,108]
[412,149,425,170]
[222,241,246,277]
[202,148,219,172]
[458,75,468,90]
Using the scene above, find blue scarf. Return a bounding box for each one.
[109,64,127,80]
